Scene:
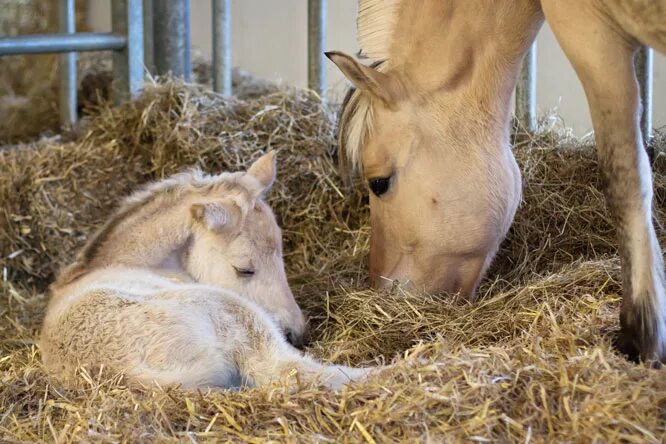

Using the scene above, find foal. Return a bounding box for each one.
[40,152,371,390]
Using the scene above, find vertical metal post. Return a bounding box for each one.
[112,0,144,103]
[153,0,187,78]
[212,0,232,95]
[59,0,77,125]
[307,0,327,97]
[143,0,154,74]
[516,41,537,133]
[635,46,653,146]
[184,0,192,82]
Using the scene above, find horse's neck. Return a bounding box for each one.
[392,0,543,119]
[88,199,192,273]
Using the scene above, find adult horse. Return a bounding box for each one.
[326,0,666,363]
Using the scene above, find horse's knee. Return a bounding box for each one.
[544,3,649,217]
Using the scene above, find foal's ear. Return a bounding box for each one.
[190,201,239,232]
[247,150,277,195]
[325,50,399,106]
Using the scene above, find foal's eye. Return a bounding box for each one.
[233,266,255,277]
[368,176,392,197]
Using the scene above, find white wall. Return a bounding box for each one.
[88,0,665,136]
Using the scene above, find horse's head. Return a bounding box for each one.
[328,51,522,298]
[185,152,308,346]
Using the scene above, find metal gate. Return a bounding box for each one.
[0,0,654,145]
[0,0,143,126]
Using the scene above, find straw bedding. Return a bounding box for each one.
[1,76,666,442]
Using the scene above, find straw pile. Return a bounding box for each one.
[2,77,666,442]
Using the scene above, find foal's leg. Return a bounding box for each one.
[542,0,666,362]
[231,306,377,389]
[245,344,377,390]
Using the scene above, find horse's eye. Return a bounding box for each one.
[368,176,391,197]
[233,266,255,277]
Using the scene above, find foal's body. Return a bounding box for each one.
[43,267,345,388]
[328,1,666,362]
[41,153,370,390]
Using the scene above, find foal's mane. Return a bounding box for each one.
[53,169,227,287]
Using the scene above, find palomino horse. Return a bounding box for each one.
[40,152,372,390]
[327,0,666,363]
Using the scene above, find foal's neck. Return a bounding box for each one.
[56,196,193,287]
[91,199,192,270]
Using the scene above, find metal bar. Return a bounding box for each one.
[515,41,537,133]
[635,46,653,146]
[307,0,326,96]
[0,33,126,55]
[153,0,187,78]
[112,0,144,103]
[143,0,155,74]
[59,0,77,126]
[183,0,192,82]
[212,0,232,95]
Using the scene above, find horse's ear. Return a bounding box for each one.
[191,202,240,232]
[325,51,399,106]
[247,150,277,194]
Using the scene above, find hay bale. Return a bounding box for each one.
[2,80,666,442]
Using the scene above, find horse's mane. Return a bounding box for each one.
[337,0,402,176]
[357,0,401,60]
[337,60,386,176]
[53,169,229,288]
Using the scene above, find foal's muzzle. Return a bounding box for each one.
[285,324,310,349]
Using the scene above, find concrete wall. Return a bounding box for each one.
[88,0,665,136]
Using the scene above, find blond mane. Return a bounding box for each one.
[357,0,402,60]
[337,61,388,176]
[337,0,402,176]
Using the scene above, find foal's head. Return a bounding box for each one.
[184,152,308,346]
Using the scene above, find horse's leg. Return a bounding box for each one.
[542,0,666,363]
